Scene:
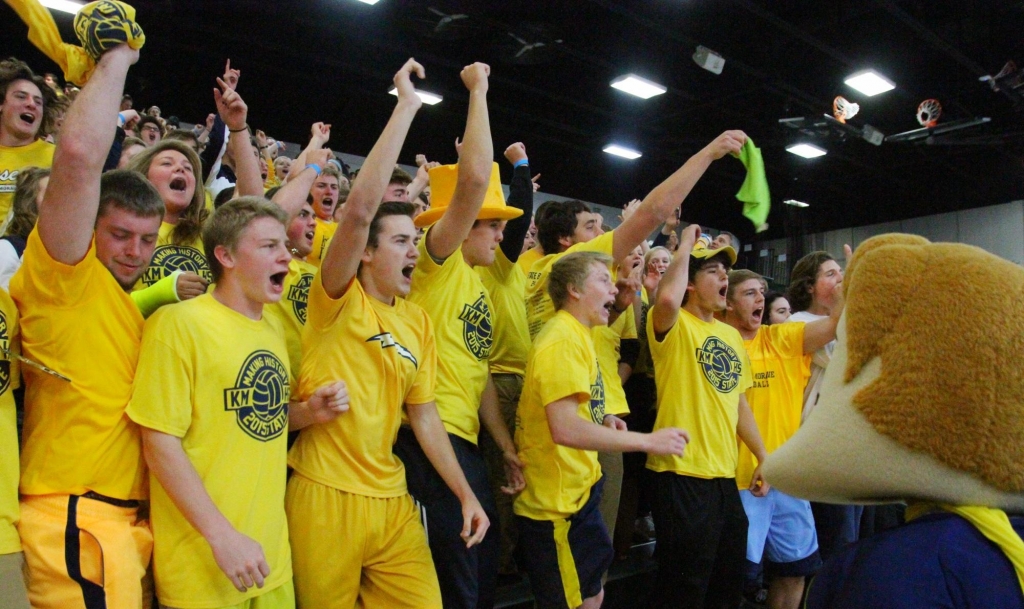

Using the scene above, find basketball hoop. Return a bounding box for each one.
[833,96,859,124]
[917,99,942,128]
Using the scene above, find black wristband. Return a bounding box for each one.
[228,125,248,133]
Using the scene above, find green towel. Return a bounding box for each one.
[734,138,770,232]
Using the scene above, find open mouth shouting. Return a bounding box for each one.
[169,176,188,192]
[19,112,37,127]
[269,271,287,294]
[401,262,415,281]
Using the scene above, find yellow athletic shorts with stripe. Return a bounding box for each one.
[18,494,152,609]
[285,474,441,609]
[159,580,294,609]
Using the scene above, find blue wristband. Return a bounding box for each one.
[306,163,323,176]
[513,159,529,169]
[117,112,126,127]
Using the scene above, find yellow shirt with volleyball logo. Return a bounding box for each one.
[305,217,337,267]
[126,294,292,608]
[735,322,810,489]
[515,247,543,277]
[0,289,20,555]
[0,139,54,233]
[477,247,530,376]
[290,275,436,497]
[136,222,212,290]
[514,310,604,521]
[11,229,147,499]
[525,231,614,339]
[265,257,316,382]
[407,233,493,444]
[593,303,636,417]
[646,308,752,479]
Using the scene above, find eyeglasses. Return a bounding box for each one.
[141,125,161,133]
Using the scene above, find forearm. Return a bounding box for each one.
[651,245,693,334]
[103,127,126,172]
[406,172,429,203]
[345,101,419,222]
[499,163,534,262]
[617,362,633,387]
[459,89,493,194]
[407,402,476,503]
[142,430,234,542]
[803,317,839,354]
[228,130,263,197]
[642,149,713,226]
[200,116,226,184]
[553,413,649,453]
[737,398,767,463]
[479,377,515,454]
[271,167,318,219]
[287,399,318,431]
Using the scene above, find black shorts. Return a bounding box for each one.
[516,478,613,609]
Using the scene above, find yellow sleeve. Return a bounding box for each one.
[17,229,99,306]
[772,322,806,359]
[126,321,193,438]
[406,310,437,406]
[566,230,615,256]
[306,269,355,331]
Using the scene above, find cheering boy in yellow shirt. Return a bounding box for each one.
[515,251,688,609]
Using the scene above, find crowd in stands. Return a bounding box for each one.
[0,22,892,609]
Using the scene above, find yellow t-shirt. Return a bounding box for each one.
[0,290,21,555]
[407,234,493,444]
[305,217,337,267]
[0,139,54,233]
[515,247,543,277]
[477,248,530,376]
[126,294,292,608]
[11,229,147,499]
[264,257,316,382]
[646,308,752,479]
[525,231,615,339]
[735,323,810,489]
[514,310,604,521]
[290,275,436,497]
[593,303,637,417]
[137,222,211,289]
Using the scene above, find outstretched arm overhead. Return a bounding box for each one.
[651,224,701,336]
[498,142,534,263]
[611,131,746,263]
[38,44,138,264]
[320,59,424,298]
[423,62,492,260]
[271,147,332,220]
[213,68,262,198]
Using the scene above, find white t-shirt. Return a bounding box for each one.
[788,310,834,422]
[0,240,22,290]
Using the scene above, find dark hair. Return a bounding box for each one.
[786,251,835,313]
[97,169,165,221]
[389,167,413,187]
[136,115,161,136]
[763,291,787,325]
[214,187,235,209]
[7,167,49,239]
[683,251,733,306]
[122,94,133,102]
[163,129,197,147]
[367,201,416,248]
[203,196,288,282]
[537,200,588,255]
[0,58,56,135]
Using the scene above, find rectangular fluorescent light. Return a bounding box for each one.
[610,74,667,99]
[603,144,642,159]
[786,143,827,159]
[783,199,810,208]
[844,70,895,96]
[40,0,83,13]
[356,0,381,4]
[388,87,442,105]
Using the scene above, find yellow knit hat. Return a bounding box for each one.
[414,162,524,228]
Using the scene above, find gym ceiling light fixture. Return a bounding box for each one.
[786,143,827,159]
[40,0,83,13]
[603,144,642,159]
[388,87,442,105]
[355,0,381,4]
[844,70,895,97]
[610,74,666,99]
[783,199,810,208]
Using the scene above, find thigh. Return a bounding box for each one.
[285,476,361,609]
[704,481,748,608]
[0,551,30,609]
[362,495,441,609]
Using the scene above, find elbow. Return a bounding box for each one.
[549,422,574,448]
[54,137,93,166]
[457,167,490,193]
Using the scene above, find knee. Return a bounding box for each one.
[580,587,605,608]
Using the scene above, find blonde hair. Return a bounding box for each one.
[548,251,613,310]
[202,196,287,282]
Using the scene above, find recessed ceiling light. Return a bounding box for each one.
[610,74,667,99]
[783,199,810,208]
[388,87,442,105]
[603,144,642,159]
[844,70,895,97]
[786,143,827,159]
[40,0,83,13]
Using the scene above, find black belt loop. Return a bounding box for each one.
[65,495,107,609]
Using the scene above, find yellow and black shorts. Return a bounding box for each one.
[515,478,613,609]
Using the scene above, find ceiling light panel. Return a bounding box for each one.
[786,143,827,158]
[610,74,667,99]
[388,87,442,105]
[844,70,895,96]
[603,144,642,159]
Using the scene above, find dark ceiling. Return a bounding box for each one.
[4,0,1024,242]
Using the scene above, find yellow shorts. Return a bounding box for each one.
[285,474,441,609]
[159,579,294,609]
[18,494,152,609]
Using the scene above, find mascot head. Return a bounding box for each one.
[764,233,1024,510]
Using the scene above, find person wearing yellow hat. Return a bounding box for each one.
[393,62,525,609]
[646,224,770,609]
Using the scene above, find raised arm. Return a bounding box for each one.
[424,62,492,260]
[651,224,701,336]
[37,45,138,264]
[803,283,845,353]
[214,75,262,198]
[612,131,746,262]
[498,142,534,263]
[271,148,332,220]
[320,59,424,298]
[286,123,331,184]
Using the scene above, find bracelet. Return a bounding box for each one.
[306,163,323,176]
[117,112,126,126]
[228,125,249,133]
[513,158,529,169]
